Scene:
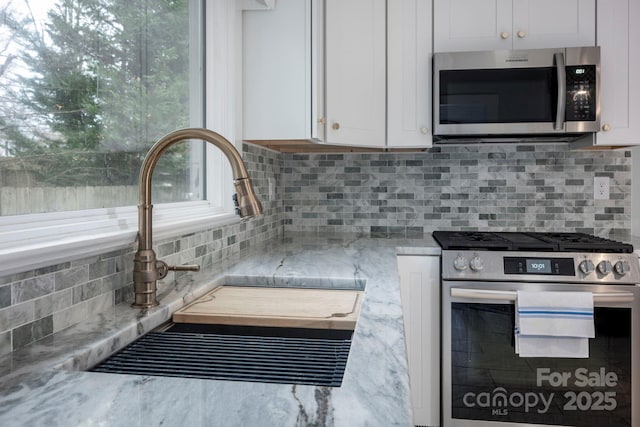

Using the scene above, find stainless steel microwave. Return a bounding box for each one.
[433,46,600,143]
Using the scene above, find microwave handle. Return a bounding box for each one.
[451,288,635,304]
[554,52,566,130]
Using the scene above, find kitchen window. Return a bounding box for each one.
[0,0,237,275]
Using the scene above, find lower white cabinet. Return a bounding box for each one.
[397,254,440,427]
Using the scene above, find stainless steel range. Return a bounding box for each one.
[434,231,640,427]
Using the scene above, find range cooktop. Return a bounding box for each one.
[432,231,634,253]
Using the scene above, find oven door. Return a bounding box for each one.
[442,281,639,427]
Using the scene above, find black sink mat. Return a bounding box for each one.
[91,324,353,387]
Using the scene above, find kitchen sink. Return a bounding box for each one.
[90,284,363,387]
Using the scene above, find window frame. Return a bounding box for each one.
[0,0,241,277]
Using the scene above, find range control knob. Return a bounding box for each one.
[614,260,630,275]
[597,260,613,275]
[453,256,468,271]
[579,259,595,274]
[470,256,484,272]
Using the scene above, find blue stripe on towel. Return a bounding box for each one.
[518,314,594,320]
[519,306,592,312]
[518,310,592,316]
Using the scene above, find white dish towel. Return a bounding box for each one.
[515,291,595,358]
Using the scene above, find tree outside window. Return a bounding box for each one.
[0,0,203,215]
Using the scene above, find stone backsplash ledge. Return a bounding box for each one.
[282,143,632,239]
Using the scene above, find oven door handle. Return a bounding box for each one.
[451,288,635,303]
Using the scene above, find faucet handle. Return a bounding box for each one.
[168,264,201,272]
[155,261,200,280]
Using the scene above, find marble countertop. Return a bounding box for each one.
[0,233,440,427]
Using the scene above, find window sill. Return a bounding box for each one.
[0,202,239,277]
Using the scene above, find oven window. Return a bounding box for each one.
[439,68,557,124]
[451,303,631,426]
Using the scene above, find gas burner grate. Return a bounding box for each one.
[432,231,512,250]
[527,232,634,253]
[433,231,634,253]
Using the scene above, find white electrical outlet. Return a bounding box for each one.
[268,178,275,201]
[594,176,610,200]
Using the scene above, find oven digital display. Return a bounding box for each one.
[526,258,552,273]
[504,257,575,275]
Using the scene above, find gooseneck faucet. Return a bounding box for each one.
[132,128,263,308]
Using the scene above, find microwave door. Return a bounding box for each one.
[435,65,563,136]
[433,46,600,140]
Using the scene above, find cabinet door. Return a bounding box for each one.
[397,255,440,427]
[593,0,640,146]
[242,0,323,141]
[512,0,595,49]
[434,0,595,52]
[434,0,512,52]
[325,0,386,147]
[387,0,433,148]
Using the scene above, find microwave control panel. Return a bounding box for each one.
[566,65,596,122]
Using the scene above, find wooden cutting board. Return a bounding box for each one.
[172,286,363,330]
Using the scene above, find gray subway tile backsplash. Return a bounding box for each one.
[0,285,11,309]
[0,331,10,357]
[34,289,72,319]
[282,143,631,238]
[12,275,55,304]
[54,266,89,292]
[0,301,34,332]
[0,141,633,355]
[12,315,53,349]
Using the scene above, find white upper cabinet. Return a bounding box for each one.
[588,0,640,147]
[326,0,432,148]
[242,0,432,149]
[242,0,323,141]
[434,0,512,52]
[387,0,433,148]
[434,0,595,52]
[325,0,386,147]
